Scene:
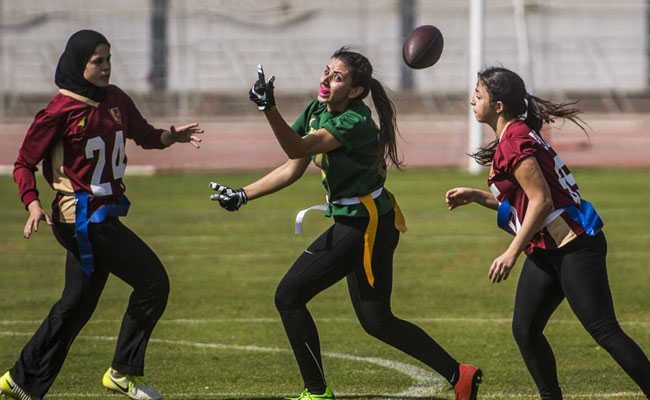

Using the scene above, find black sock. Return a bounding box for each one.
[449,363,460,386]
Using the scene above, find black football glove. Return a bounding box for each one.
[209,182,248,211]
[249,64,276,111]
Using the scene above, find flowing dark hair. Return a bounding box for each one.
[332,46,403,169]
[471,67,588,166]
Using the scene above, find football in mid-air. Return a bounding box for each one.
[402,25,444,69]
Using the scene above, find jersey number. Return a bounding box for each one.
[85,131,126,196]
[553,155,580,203]
[529,131,581,203]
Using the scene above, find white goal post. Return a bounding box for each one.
[468,0,485,174]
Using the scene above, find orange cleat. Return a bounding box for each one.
[453,364,482,400]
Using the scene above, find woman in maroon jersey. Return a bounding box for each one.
[445,67,650,399]
[1,30,202,400]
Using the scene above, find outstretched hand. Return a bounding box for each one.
[168,123,203,148]
[249,64,276,111]
[24,200,52,239]
[209,182,248,211]
[445,187,475,210]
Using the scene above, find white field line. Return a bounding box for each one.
[2,317,650,327]
[0,330,444,397]
[37,392,649,399]
[36,392,650,399]
[478,392,645,399]
[0,331,645,399]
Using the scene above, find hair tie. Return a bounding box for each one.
[524,92,532,100]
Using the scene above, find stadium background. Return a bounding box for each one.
[0,0,648,171]
[1,1,650,399]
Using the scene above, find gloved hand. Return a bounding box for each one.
[209,182,248,211]
[249,64,276,111]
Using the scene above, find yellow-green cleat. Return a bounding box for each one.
[0,371,40,400]
[102,368,162,400]
[286,386,335,400]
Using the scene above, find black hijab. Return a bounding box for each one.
[55,30,110,102]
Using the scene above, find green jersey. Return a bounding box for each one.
[291,98,392,218]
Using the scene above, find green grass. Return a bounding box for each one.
[1,168,650,399]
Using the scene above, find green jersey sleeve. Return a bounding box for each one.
[291,99,323,137]
[321,112,362,151]
[321,101,374,151]
[291,112,307,137]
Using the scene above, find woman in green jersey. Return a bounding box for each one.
[209,47,481,400]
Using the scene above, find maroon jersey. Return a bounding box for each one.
[14,85,166,222]
[488,120,586,254]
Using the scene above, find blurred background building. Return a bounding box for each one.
[0,0,648,118]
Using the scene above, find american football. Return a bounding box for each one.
[402,24,444,69]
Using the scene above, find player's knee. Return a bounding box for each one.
[138,269,170,318]
[586,318,622,348]
[274,276,303,311]
[357,306,394,338]
[56,294,98,322]
[55,281,105,322]
[512,319,535,346]
[152,272,170,311]
[159,271,170,297]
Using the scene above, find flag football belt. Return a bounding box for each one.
[294,187,407,288]
[497,200,564,234]
[497,198,602,237]
[74,192,131,275]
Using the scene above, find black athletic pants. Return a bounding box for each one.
[512,231,650,399]
[274,209,459,393]
[11,217,169,398]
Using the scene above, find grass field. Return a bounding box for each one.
[1,168,650,400]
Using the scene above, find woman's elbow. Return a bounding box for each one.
[539,196,554,214]
[285,148,309,159]
[528,193,553,214]
[282,159,309,183]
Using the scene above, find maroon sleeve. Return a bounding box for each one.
[495,127,537,175]
[13,107,63,208]
[124,93,166,149]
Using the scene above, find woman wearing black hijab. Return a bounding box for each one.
[1,30,202,400]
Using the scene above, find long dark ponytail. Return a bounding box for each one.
[471,67,588,166]
[332,47,403,169]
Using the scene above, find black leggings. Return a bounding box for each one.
[11,218,169,398]
[274,209,459,393]
[513,231,650,399]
